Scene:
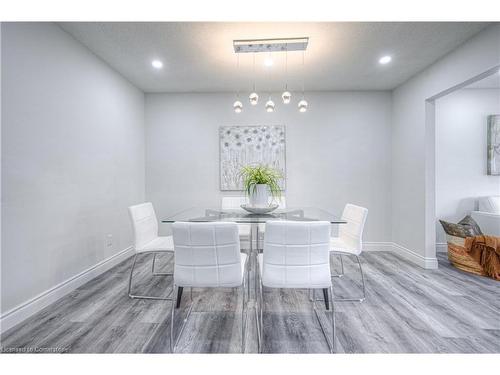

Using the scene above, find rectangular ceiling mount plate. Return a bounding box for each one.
[233,37,309,53]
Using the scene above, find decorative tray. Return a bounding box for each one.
[240,204,279,214]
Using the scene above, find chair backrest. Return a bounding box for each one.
[262,221,331,289]
[128,202,159,250]
[339,204,368,251]
[221,195,286,209]
[172,222,243,288]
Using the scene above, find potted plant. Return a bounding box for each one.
[240,164,283,207]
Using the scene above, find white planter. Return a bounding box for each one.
[249,184,269,207]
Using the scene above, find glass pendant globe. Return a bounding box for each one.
[233,100,243,113]
[298,99,308,113]
[249,92,259,105]
[282,91,291,104]
[265,99,275,113]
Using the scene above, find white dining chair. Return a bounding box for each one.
[257,221,335,353]
[170,222,249,353]
[330,203,368,302]
[127,202,174,300]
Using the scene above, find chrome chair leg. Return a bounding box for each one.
[330,286,336,353]
[170,284,195,353]
[330,253,344,278]
[312,287,336,353]
[128,253,173,301]
[170,258,250,354]
[127,254,138,298]
[330,253,366,302]
[241,257,249,353]
[355,255,366,301]
[152,253,174,276]
[255,258,263,353]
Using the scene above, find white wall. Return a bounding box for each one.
[391,24,500,268]
[145,91,392,243]
[435,88,500,244]
[1,23,145,316]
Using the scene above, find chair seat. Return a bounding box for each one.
[176,253,247,288]
[136,236,174,253]
[329,237,361,256]
[258,254,332,289]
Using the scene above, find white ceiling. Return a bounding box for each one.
[59,22,491,93]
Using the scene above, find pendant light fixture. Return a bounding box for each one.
[282,86,291,104]
[249,91,259,106]
[233,53,243,113]
[298,98,308,112]
[265,95,275,113]
[233,96,243,113]
[298,50,308,113]
[232,37,309,114]
[282,48,291,104]
[249,53,259,105]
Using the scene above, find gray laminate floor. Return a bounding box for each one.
[1,251,499,353]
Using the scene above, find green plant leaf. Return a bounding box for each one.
[239,164,283,202]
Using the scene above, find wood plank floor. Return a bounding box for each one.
[1,251,499,353]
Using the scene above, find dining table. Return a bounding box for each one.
[162,206,347,302]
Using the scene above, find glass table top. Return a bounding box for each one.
[162,207,346,224]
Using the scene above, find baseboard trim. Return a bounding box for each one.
[0,246,134,334]
[392,242,438,269]
[363,242,394,251]
[436,242,448,252]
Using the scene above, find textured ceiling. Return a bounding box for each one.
[59,22,491,93]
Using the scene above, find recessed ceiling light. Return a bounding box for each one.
[264,57,274,67]
[151,60,163,69]
[379,55,392,65]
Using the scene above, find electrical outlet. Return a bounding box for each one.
[106,234,113,247]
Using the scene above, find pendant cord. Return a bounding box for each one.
[302,50,305,95]
[252,52,256,92]
[285,47,288,91]
[236,53,240,97]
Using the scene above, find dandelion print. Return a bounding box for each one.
[220,125,286,190]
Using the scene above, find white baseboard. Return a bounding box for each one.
[365,242,438,269]
[0,246,134,334]
[363,242,394,251]
[392,242,438,269]
[436,242,448,252]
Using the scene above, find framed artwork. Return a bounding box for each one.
[487,115,500,175]
[219,125,286,190]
